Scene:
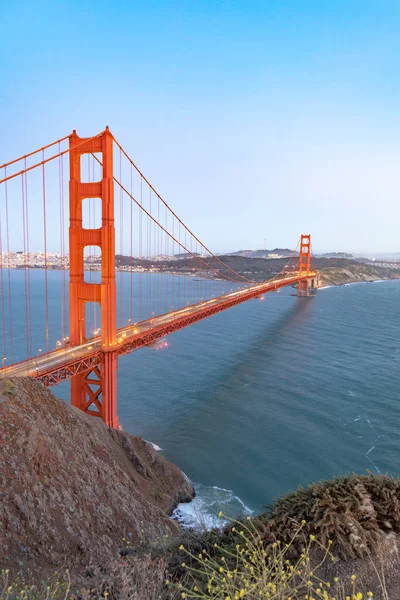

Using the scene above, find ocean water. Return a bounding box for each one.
[3,272,400,528]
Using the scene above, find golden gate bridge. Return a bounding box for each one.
[0,127,319,427]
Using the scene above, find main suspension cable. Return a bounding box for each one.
[112,135,255,284]
[91,152,250,285]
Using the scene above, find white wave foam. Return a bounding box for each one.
[173,496,227,530]
[366,436,382,474]
[319,280,390,290]
[343,281,378,287]
[172,482,253,531]
[145,440,162,451]
[212,486,253,514]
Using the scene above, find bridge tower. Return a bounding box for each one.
[69,127,119,428]
[297,234,311,296]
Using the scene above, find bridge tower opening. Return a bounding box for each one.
[69,127,119,428]
[297,234,311,296]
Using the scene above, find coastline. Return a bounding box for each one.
[319,271,400,288]
[319,276,400,290]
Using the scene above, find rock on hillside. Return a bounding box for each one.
[0,378,194,572]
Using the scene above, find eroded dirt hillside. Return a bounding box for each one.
[0,377,194,572]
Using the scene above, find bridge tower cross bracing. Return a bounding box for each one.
[297,233,311,296]
[69,127,119,428]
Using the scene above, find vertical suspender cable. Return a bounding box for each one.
[24,162,32,358]
[58,145,65,344]
[158,200,161,311]
[184,228,187,306]
[42,151,49,351]
[165,205,167,315]
[178,222,181,309]
[148,188,151,323]
[119,148,123,327]
[21,174,29,359]
[130,163,133,324]
[158,194,162,313]
[172,214,174,310]
[61,153,66,343]
[0,204,5,361]
[4,168,12,360]
[152,188,155,317]
[139,177,142,323]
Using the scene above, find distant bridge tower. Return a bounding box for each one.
[69,127,119,428]
[298,234,312,296]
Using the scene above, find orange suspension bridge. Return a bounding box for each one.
[0,128,319,428]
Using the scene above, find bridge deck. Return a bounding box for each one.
[0,272,318,385]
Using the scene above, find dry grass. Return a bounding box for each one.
[2,522,389,599]
[172,516,383,599]
[0,569,71,600]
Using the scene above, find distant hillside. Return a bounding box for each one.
[115,253,400,286]
[226,248,298,258]
[317,262,400,286]
[214,255,400,284]
[316,252,355,259]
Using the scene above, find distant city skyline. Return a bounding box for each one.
[2,1,400,255]
[3,248,400,261]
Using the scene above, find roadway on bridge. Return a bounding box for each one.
[0,273,317,383]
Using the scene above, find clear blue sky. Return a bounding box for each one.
[1,0,400,254]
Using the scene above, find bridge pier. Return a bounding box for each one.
[296,275,320,296]
[102,352,119,429]
[297,279,310,296]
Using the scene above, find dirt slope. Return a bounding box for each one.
[0,377,194,573]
